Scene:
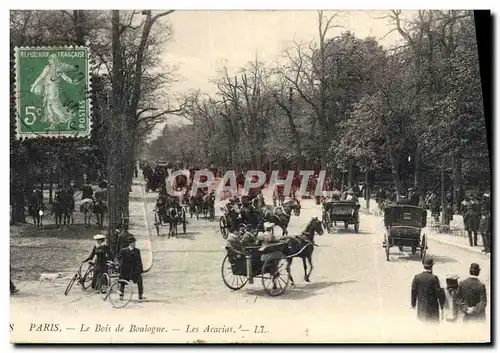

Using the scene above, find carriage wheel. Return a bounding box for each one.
[221,255,248,290]
[154,212,160,236]
[220,216,229,239]
[99,273,110,300]
[384,232,390,262]
[420,234,427,262]
[261,256,289,296]
[81,266,94,290]
[64,274,78,296]
[344,221,349,229]
[108,280,133,309]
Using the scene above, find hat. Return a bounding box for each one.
[445,274,459,288]
[423,258,434,268]
[470,263,481,272]
[127,236,137,243]
[93,234,106,240]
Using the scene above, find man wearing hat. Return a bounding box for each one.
[456,263,487,322]
[411,258,445,323]
[83,234,113,290]
[117,236,146,300]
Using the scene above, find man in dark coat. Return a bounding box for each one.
[411,258,445,323]
[117,236,146,300]
[463,204,481,247]
[479,195,491,253]
[456,263,487,322]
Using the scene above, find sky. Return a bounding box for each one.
[150,10,417,139]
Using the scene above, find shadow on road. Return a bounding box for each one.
[328,228,366,235]
[426,254,458,264]
[388,252,457,264]
[244,280,357,300]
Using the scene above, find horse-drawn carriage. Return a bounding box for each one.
[322,200,360,233]
[153,195,187,238]
[382,204,428,262]
[222,241,291,296]
[221,217,324,296]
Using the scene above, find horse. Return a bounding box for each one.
[80,199,94,227]
[63,187,75,224]
[166,206,179,238]
[52,190,67,226]
[258,198,301,236]
[27,189,44,227]
[202,191,216,220]
[93,200,107,229]
[282,217,324,284]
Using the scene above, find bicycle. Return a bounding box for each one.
[64,261,94,295]
[100,261,134,308]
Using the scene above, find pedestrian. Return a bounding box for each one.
[442,275,460,322]
[411,258,445,323]
[83,234,113,290]
[10,280,19,295]
[456,263,487,322]
[463,204,481,247]
[117,236,146,300]
[479,196,491,253]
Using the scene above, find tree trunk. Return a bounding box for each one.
[108,10,124,244]
[388,151,403,199]
[48,168,53,204]
[452,152,463,211]
[413,144,423,198]
[347,159,354,188]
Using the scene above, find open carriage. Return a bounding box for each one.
[221,241,291,296]
[322,200,360,233]
[153,197,187,237]
[382,204,428,262]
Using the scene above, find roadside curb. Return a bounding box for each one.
[135,180,154,273]
[359,207,489,256]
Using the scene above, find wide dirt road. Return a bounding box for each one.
[10,182,490,343]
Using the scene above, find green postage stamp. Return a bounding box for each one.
[14,46,92,138]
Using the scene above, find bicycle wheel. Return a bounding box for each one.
[99,273,111,300]
[108,280,133,308]
[64,274,78,296]
[81,267,94,290]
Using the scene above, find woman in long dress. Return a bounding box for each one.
[30,53,82,129]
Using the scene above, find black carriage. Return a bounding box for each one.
[382,205,428,262]
[221,242,290,296]
[322,201,360,233]
[153,201,187,238]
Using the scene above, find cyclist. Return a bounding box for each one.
[83,234,113,290]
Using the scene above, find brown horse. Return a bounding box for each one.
[283,217,324,284]
[80,199,93,227]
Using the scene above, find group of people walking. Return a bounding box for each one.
[411,258,487,323]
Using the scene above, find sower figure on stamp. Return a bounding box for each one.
[411,258,445,323]
[456,263,487,322]
[83,234,113,290]
[118,236,146,300]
